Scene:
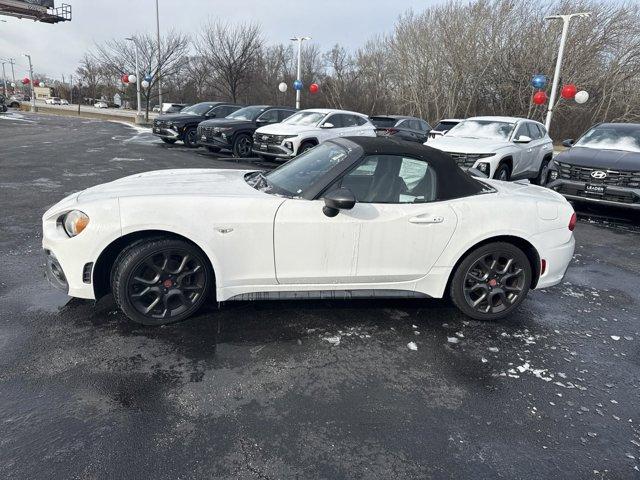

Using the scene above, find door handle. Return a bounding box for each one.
[409,215,444,224]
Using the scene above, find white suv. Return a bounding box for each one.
[252,108,376,159]
[426,116,554,183]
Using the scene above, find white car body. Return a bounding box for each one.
[426,118,463,141]
[426,116,554,180]
[60,99,69,105]
[253,108,376,159]
[43,161,574,310]
[45,97,61,105]
[94,101,108,109]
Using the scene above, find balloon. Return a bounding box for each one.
[309,83,319,94]
[121,74,129,83]
[144,74,152,82]
[531,74,547,89]
[22,77,30,85]
[128,74,137,83]
[40,81,46,88]
[533,91,547,105]
[293,80,303,91]
[278,82,288,93]
[575,90,589,104]
[11,82,15,88]
[561,84,577,99]
[33,79,40,87]
[141,80,150,89]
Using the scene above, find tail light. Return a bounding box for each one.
[568,212,577,231]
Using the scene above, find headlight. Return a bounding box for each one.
[284,141,294,150]
[477,162,490,173]
[61,210,90,237]
[549,170,558,181]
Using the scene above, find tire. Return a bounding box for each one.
[450,242,532,321]
[111,238,213,326]
[493,162,511,181]
[182,127,199,148]
[297,141,316,156]
[532,158,551,186]
[206,146,221,153]
[161,138,177,144]
[232,133,253,158]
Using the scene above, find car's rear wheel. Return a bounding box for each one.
[161,138,177,144]
[183,127,199,148]
[450,242,531,321]
[111,238,213,325]
[494,163,511,181]
[532,158,550,186]
[233,133,253,158]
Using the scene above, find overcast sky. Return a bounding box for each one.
[0,0,442,81]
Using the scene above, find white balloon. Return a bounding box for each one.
[11,82,15,88]
[128,74,137,83]
[141,80,150,89]
[575,90,589,104]
[278,82,288,93]
[40,82,46,88]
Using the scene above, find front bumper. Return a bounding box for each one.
[252,143,295,159]
[152,125,180,139]
[198,133,231,149]
[44,249,69,293]
[547,178,640,209]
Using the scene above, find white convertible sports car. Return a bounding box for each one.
[43,137,576,325]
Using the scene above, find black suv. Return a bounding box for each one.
[197,105,297,158]
[152,102,242,148]
[370,115,431,143]
[547,122,640,210]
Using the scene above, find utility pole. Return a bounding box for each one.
[23,53,36,111]
[155,0,163,108]
[1,61,7,96]
[69,74,73,104]
[9,58,16,87]
[544,12,591,131]
[290,36,311,109]
[126,36,143,123]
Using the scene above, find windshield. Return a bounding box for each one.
[447,120,515,140]
[282,111,326,126]
[247,141,358,197]
[181,103,214,115]
[227,106,266,121]
[574,126,640,153]
[434,121,459,132]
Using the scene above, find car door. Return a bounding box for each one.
[510,122,530,177]
[322,114,349,138]
[524,122,546,175]
[273,154,457,285]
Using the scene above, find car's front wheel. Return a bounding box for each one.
[493,163,511,181]
[532,158,551,186]
[450,242,532,321]
[111,238,213,325]
[183,127,199,148]
[233,133,253,158]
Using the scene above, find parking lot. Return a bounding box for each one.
[1,112,639,479]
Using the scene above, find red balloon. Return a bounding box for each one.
[33,79,40,87]
[309,83,319,94]
[121,74,129,83]
[533,91,547,105]
[22,77,30,85]
[561,84,577,99]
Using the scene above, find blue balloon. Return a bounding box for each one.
[531,74,547,89]
[144,74,152,82]
[293,80,303,91]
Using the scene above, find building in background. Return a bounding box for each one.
[34,85,54,99]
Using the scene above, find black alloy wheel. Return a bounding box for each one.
[183,127,199,148]
[494,163,511,181]
[533,158,550,186]
[450,242,531,321]
[112,238,212,325]
[233,133,253,158]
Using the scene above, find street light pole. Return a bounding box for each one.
[290,36,311,109]
[1,61,7,96]
[126,36,143,122]
[155,0,163,108]
[544,12,591,131]
[23,53,36,111]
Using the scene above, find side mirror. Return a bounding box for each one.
[323,188,356,217]
[514,135,532,143]
[562,139,574,148]
[321,122,335,129]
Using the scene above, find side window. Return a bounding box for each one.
[409,120,423,131]
[354,115,368,126]
[525,122,541,140]
[514,123,529,140]
[331,155,436,204]
[210,106,232,118]
[323,114,343,128]
[278,110,296,122]
[421,120,432,131]
[536,124,547,138]
[257,109,279,123]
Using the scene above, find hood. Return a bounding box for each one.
[199,118,254,128]
[77,169,267,203]
[155,112,204,123]
[555,146,640,171]
[426,136,511,154]
[255,123,317,136]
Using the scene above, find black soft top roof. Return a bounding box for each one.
[338,136,487,200]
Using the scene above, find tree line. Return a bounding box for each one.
[69,0,640,139]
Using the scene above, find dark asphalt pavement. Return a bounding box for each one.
[1,111,639,479]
